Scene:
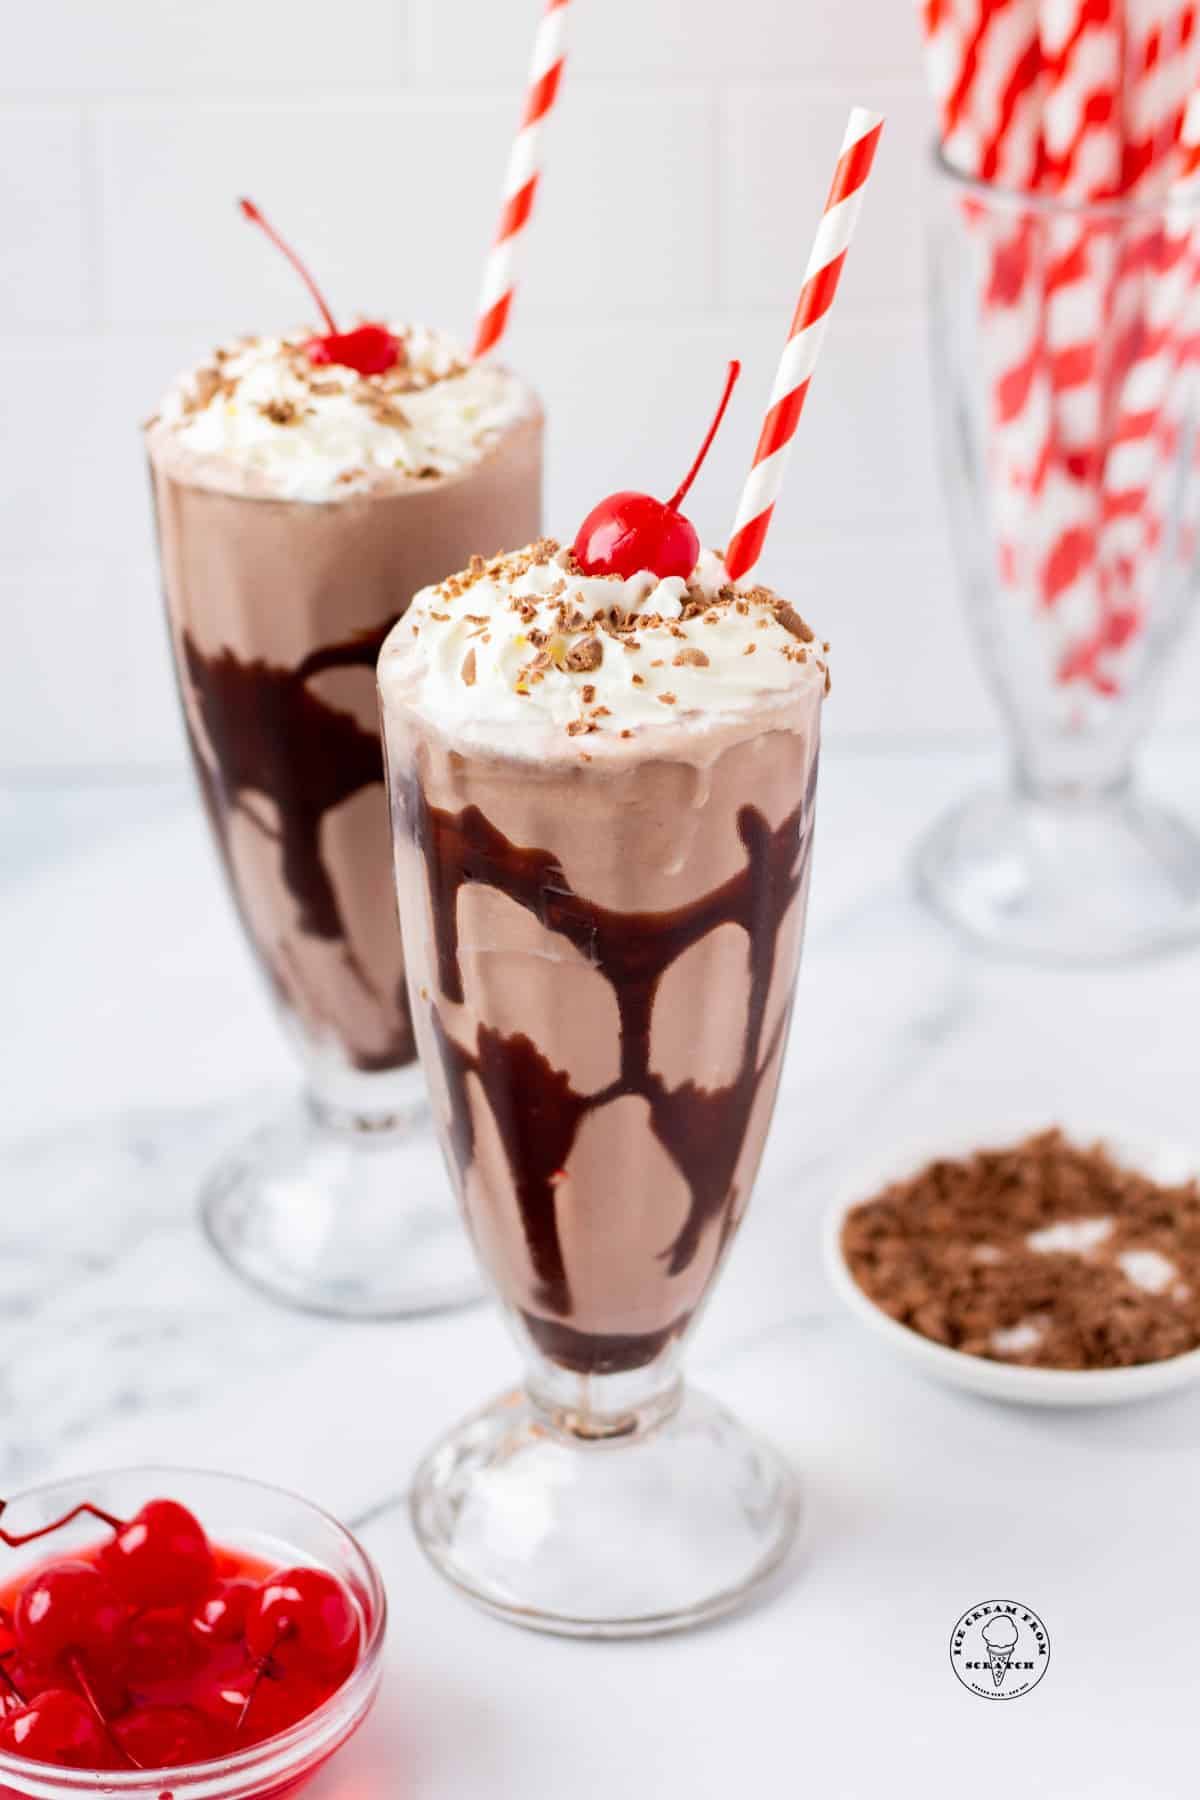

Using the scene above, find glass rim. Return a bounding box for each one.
[931,138,1200,224]
[0,1463,387,1797]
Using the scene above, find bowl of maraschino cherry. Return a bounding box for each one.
[0,1468,385,1799]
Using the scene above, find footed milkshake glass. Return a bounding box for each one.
[918,151,1200,960]
[148,405,542,1316]
[379,651,821,1635]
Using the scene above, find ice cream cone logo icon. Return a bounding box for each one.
[981,1615,1018,1687]
[950,1599,1050,1701]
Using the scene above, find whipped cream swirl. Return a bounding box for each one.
[379,539,827,751]
[152,323,534,501]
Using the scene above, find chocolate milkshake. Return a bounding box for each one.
[381,535,824,1628]
[147,323,542,1318]
[380,538,823,1376]
[148,325,541,1086]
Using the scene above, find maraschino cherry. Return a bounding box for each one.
[200,1661,326,1742]
[573,359,741,582]
[191,1579,253,1644]
[14,1562,129,1677]
[126,1606,207,1688]
[244,1568,360,1671]
[0,1688,117,1771]
[0,1492,364,1772]
[113,1702,219,1769]
[238,198,403,378]
[4,1495,214,1613]
[99,1498,213,1609]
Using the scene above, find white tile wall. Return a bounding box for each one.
[720,82,929,309]
[7,0,412,94]
[0,112,91,329]
[2,0,1198,771]
[416,0,924,81]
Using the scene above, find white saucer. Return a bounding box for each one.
[822,1122,1200,1407]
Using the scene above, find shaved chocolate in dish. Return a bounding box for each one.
[842,1129,1200,1371]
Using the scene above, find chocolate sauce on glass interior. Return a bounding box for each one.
[148,373,543,1097]
[406,751,818,1373]
[182,620,415,1071]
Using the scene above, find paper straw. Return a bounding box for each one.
[935,0,1045,186]
[1088,23,1200,689]
[471,0,570,360]
[1038,0,1125,476]
[1039,0,1125,197]
[1124,0,1198,192]
[1096,85,1200,636]
[1102,89,1200,517]
[725,107,884,582]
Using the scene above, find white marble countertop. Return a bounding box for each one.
[4,743,1200,1799]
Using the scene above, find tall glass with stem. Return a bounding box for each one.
[379,552,824,1635]
[147,355,543,1318]
[917,150,1200,960]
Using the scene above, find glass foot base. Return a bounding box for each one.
[201,1094,482,1320]
[915,784,1200,964]
[410,1383,800,1638]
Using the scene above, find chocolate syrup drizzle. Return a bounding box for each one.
[181,619,414,1070]
[409,755,817,1371]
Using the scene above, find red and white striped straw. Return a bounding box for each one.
[472,0,570,360]
[725,107,884,582]
[1099,85,1200,570]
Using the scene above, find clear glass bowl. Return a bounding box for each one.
[0,1467,386,1800]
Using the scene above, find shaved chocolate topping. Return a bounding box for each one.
[774,601,814,642]
[257,397,306,427]
[563,636,603,673]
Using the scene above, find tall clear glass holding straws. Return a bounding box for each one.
[917,151,1200,961]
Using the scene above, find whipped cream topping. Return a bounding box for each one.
[379,538,827,751]
[152,323,534,501]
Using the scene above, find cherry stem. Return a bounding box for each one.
[68,1653,140,1771]
[0,1658,25,1712]
[0,1499,123,1548]
[666,359,742,513]
[234,1623,286,1738]
[238,198,338,336]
